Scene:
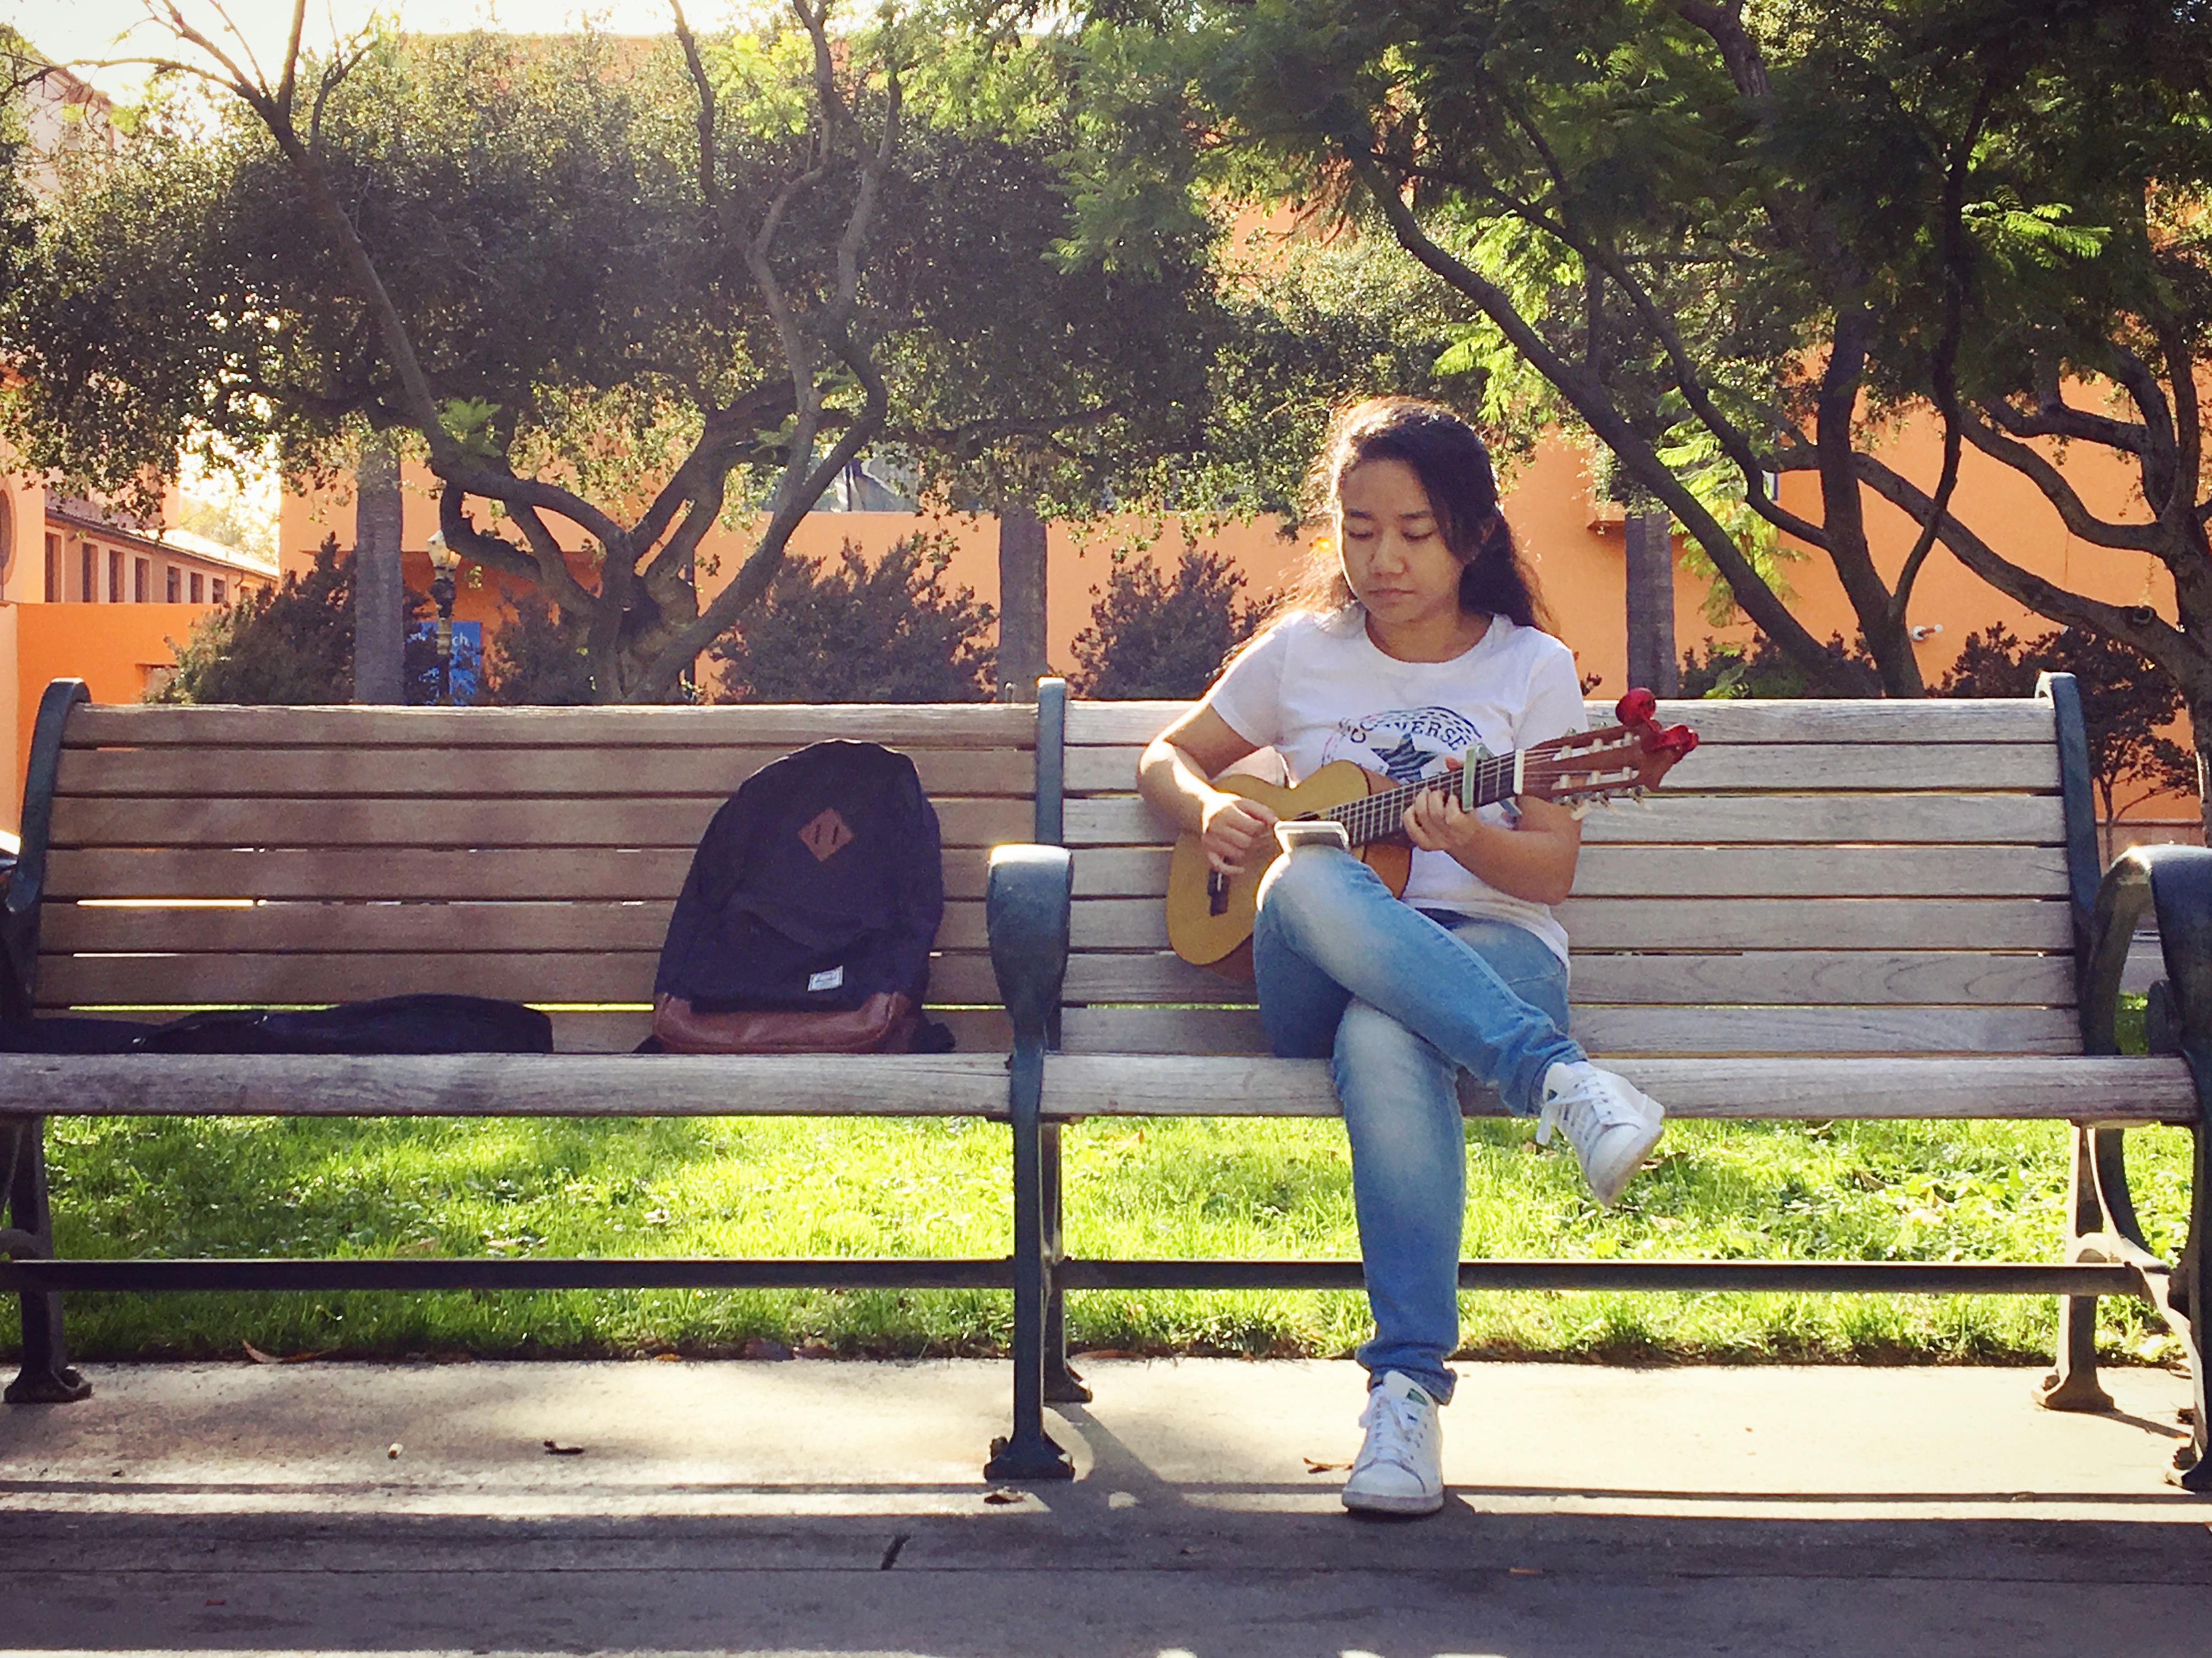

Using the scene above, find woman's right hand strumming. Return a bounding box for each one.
[1199,791,1280,876]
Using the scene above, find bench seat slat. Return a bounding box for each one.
[36,948,998,1007]
[0,1052,1014,1116]
[1043,1054,2197,1122]
[1058,948,2078,1007]
[49,794,1029,850]
[1064,844,2069,900]
[3,1052,2180,1124]
[45,896,998,955]
[1066,792,2066,847]
[1064,699,2059,746]
[1059,1004,2084,1057]
[1045,896,2075,954]
[59,746,1033,800]
[1064,742,2060,795]
[58,1003,1016,1055]
[46,846,1006,902]
[63,703,1036,748]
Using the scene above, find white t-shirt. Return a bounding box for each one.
[1200,607,1588,962]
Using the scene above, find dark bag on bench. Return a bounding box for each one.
[0,994,553,1056]
[650,740,950,1054]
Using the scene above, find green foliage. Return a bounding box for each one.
[484,593,596,707]
[152,537,352,705]
[1069,544,1264,700]
[1679,632,1876,701]
[1937,626,2198,821]
[713,535,996,703]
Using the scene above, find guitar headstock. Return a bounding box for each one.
[1521,689,1699,811]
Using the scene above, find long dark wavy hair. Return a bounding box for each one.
[1282,396,1553,633]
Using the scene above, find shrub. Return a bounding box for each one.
[152,535,353,703]
[1070,545,1263,700]
[713,535,996,703]
[484,592,595,705]
[153,535,479,706]
[1679,631,1876,701]
[1937,625,2196,824]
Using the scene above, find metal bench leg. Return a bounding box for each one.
[5,1118,91,1405]
[1041,1124,1090,1406]
[2039,1126,2116,1412]
[986,1046,1072,1482]
[2171,1118,2210,1492]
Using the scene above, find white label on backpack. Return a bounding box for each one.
[808,967,845,992]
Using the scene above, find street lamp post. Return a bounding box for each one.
[425,532,459,707]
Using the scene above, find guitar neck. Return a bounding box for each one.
[1319,750,1519,848]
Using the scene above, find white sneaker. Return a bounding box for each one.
[1341,1371,1445,1516]
[1538,1061,1665,1206]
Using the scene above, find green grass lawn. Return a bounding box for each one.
[9,1104,2195,1369]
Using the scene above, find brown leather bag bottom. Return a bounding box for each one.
[651,991,922,1055]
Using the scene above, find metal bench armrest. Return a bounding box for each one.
[2083,845,2212,1090]
[986,844,1072,1049]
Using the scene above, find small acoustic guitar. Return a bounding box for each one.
[1165,689,1700,980]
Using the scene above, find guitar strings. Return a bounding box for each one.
[1319,752,1516,847]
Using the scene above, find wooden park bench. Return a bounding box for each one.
[2,674,2205,1493]
[982,675,2210,1489]
[0,681,1063,1473]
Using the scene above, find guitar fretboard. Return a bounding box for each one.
[1317,751,1520,848]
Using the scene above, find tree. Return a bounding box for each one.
[4,7,1230,702]
[1069,544,1262,699]
[713,535,995,702]
[1062,1,2212,789]
[1936,625,2197,845]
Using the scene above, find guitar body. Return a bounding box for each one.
[1165,760,1411,983]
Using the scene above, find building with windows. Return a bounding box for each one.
[0,475,276,829]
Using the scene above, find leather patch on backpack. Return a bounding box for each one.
[797,807,854,862]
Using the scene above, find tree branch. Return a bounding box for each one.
[1855,452,2187,667]
[1889,66,2000,624]
[1957,406,2168,553]
[1349,150,1870,690]
[1983,391,2147,454]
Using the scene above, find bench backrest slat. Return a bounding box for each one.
[1061,697,2079,1061]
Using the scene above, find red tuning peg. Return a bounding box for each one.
[1616,687,1657,724]
[1650,723,1699,755]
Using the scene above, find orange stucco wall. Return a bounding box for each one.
[0,602,214,835]
[283,418,2174,703]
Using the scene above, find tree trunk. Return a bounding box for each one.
[1623,510,1679,697]
[998,500,1049,702]
[353,436,406,704]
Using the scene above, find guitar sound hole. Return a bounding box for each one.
[1207,871,1229,916]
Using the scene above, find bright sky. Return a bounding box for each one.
[7,0,709,97]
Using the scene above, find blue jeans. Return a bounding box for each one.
[1252,844,1584,1405]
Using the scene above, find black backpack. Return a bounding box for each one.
[650,741,950,1054]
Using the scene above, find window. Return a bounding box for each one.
[134,559,149,602]
[189,571,204,604]
[45,534,59,602]
[165,565,180,602]
[211,578,225,606]
[108,548,124,602]
[79,542,94,603]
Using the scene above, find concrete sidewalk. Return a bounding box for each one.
[1,1357,2207,1655]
